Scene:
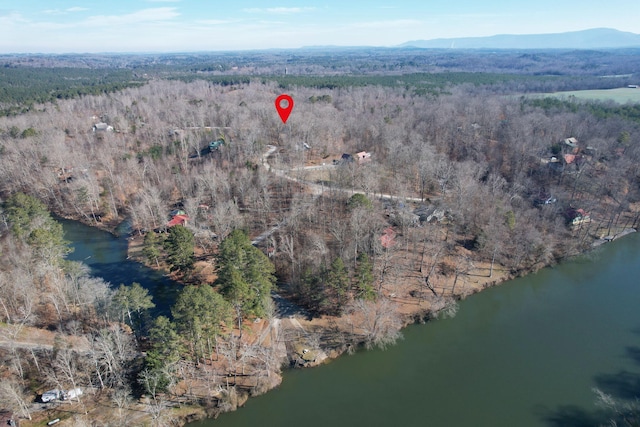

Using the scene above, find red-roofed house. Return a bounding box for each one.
[381,227,396,249]
[565,208,590,226]
[356,151,371,163]
[563,153,576,164]
[167,214,189,227]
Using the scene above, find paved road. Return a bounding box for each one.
[261,145,429,202]
[253,144,432,247]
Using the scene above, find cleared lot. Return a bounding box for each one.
[538,87,640,103]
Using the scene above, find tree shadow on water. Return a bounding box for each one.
[626,346,640,366]
[594,369,640,401]
[537,351,640,426]
[541,329,640,426]
[535,404,608,427]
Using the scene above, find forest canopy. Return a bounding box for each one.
[0,66,146,116]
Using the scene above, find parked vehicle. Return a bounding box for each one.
[41,389,62,403]
[63,388,83,400]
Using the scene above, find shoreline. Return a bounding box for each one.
[172,228,639,426]
[122,232,526,425]
[18,213,636,426]
[592,227,637,247]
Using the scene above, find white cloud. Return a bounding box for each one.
[42,9,66,15]
[243,7,316,14]
[0,11,27,24]
[14,7,181,36]
[43,7,88,15]
[196,19,237,26]
[82,7,180,27]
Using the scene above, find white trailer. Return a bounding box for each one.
[41,389,62,403]
[63,388,83,400]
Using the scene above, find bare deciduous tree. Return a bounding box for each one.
[346,298,403,350]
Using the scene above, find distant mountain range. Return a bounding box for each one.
[400,28,640,49]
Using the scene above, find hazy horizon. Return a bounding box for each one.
[1,0,639,54]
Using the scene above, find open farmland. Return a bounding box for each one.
[543,87,640,103]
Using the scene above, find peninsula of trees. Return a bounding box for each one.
[0,48,639,426]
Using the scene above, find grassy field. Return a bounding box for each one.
[544,87,640,104]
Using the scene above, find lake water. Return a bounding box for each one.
[60,219,640,426]
[190,233,640,427]
[60,218,180,316]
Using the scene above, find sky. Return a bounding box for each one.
[0,0,638,53]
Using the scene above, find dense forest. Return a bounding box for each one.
[3,46,640,114]
[0,67,146,116]
[0,49,639,425]
[4,47,640,76]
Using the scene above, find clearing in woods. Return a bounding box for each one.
[542,87,640,103]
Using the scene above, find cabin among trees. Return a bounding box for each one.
[92,122,113,132]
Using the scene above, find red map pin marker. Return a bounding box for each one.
[275,94,294,124]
